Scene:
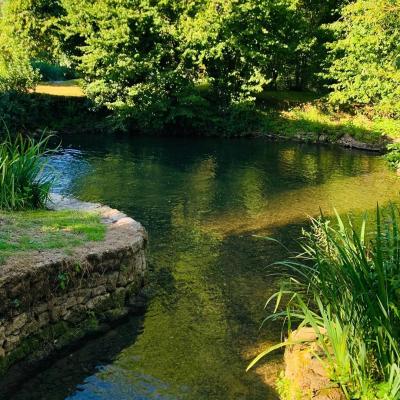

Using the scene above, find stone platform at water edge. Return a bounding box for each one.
[0,194,147,389]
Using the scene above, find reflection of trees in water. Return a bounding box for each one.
[203,169,400,236]
[43,137,397,400]
[109,210,275,398]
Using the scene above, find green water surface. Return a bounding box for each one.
[8,137,400,400]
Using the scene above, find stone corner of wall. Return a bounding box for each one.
[0,196,148,387]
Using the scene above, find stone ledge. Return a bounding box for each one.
[0,196,148,388]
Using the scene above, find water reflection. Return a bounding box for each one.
[8,136,400,400]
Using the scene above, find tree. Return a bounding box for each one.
[63,0,208,132]
[0,2,39,92]
[327,0,400,117]
[0,0,65,62]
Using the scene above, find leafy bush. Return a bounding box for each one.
[385,143,400,170]
[327,0,400,118]
[0,133,55,210]
[0,48,39,93]
[250,207,400,399]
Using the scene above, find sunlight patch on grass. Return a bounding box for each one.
[262,103,400,144]
[33,79,85,97]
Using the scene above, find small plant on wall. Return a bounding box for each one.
[0,132,55,210]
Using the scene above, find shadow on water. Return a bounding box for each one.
[6,134,400,399]
[3,316,144,400]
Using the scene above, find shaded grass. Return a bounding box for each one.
[256,90,322,109]
[0,209,106,263]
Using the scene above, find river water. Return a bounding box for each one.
[9,136,400,400]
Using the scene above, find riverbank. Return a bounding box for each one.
[0,196,147,394]
[10,82,394,153]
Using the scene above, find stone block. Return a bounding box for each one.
[6,314,28,336]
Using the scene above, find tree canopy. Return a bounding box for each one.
[327,0,400,117]
[0,0,399,132]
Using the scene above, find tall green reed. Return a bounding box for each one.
[249,206,400,399]
[0,132,55,210]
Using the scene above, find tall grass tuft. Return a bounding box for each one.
[0,133,55,210]
[250,206,400,399]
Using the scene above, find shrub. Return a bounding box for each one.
[385,143,400,170]
[250,207,400,399]
[0,133,55,210]
[326,0,400,118]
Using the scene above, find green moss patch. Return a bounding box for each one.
[0,209,106,264]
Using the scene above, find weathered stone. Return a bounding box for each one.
[65,296,78,309]
[4,335,20,351]
[6,314,27,335]
[86,294,111,310]
[106,272,119,292]
[37,312,50,328]
[49,306,64,322]
[337,133,387,152]
[281,327,346,400]
[75,289,92,303]
[92,286,107,297]
[0,197,147,382]
[34,303,49,315]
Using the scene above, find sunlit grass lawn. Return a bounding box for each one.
[33,79,85,97]
[0,210,106,264]
[263,103,400,144]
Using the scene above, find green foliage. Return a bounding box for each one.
[0,133,54,210]
[57,0,346,132]
[251,207,400,399]
[62,0,193,132]
[0,37,39,93]
[385,143,400,169]
[0,0,66,62]
[326,0,400,117]
[1,0,399,136]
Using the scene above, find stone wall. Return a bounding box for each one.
[0,196,147,386]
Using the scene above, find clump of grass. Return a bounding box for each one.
[261,103,400,145]
[249,206,400,399]
[0,133,55,210]
[0,209,106,263]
